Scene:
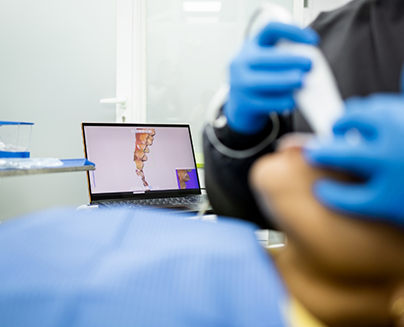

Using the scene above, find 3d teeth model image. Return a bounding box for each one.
[177,169,192,189]
[134,129,156,190]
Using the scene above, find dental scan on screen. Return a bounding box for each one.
[84,125,199,194]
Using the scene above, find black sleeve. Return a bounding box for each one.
[203,112,293,230]
[310,0,404,99]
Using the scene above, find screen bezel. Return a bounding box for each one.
[81,122,202,203]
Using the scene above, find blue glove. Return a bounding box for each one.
[224,22,319,134]
[304,94,404,226]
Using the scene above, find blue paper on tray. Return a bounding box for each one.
[0,158,94,170]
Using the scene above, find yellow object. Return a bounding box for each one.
[289,297,327,327]
[391,297,404,318]
[195,152,204,168]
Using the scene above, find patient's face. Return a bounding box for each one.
[249,136,404,279]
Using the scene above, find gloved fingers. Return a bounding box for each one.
[332,120,378,140]
[343,96,385,114]
[332,111,379,139]
[235,69,304,93]
[335,94,404,138]
[248,49,312,72]
[313,179,376,217]
[345,94,404,113]
[364,94,404,125]
[257,22,319,47]
[223,98,282,134]
[343,96,368,112]
[236,92,295,113]
[303,137,376,177]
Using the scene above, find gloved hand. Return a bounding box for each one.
[304,94,404,226]
[224,22,319,134]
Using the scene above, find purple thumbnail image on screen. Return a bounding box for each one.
[176,169,199,190]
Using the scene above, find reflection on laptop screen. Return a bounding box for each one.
[83,124,200,195]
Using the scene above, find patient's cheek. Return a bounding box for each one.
[250,157,276,194]
[250,150,299,196]
[249,148,324,232]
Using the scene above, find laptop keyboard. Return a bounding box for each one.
[99,195,208,208]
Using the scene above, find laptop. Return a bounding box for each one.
[82,122,208,212]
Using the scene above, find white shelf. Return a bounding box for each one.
[0,159,95,177]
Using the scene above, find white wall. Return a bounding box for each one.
[304,0,353,25]
[0,0,117,221]
[145,0,294,155]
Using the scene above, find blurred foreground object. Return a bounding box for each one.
[305,93,404,226]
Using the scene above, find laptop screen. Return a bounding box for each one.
[82,123,201,202]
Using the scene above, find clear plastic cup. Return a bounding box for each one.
[0,121,34,158]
